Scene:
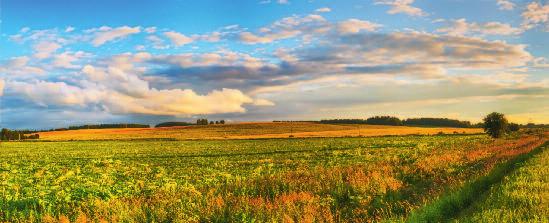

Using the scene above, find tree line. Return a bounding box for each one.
[1,128,39,141]
[320,116,479,128]
[156,119,226,127]
[196,119,225,125]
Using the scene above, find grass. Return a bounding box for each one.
[405,140,548,223]
[36,122,483,141]
[0,133,545,222]
[455,142,548,222]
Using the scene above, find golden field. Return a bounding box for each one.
[37,122,483,141]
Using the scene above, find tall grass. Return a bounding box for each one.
[406,141,548,222]
[457,143,548,222]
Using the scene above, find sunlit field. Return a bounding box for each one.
[0,133,545,222]
[37,122,483,141]
[456,143,548,222]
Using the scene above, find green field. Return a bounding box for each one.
[0,134,546,222]
[456,143,548,222]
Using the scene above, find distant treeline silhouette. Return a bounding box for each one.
[320,116,483,128]
[155,122,194,128]
[403,118,474,128]
[1,128,40,141]
[156,119,226,127]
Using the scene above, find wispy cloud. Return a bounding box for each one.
[90,26,141,46]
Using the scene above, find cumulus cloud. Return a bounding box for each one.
[8,80,99,106]
[374,0,426,16]
[521,2,549,30]
[0,56,45,77]
[436,18,522,36]
[164,31,193,46]
[337,19,382,34]
[497,0,515,10]
[52,51,90,69]
[5,61,264,116]
[32,41,62,59]
[91,26,141,46]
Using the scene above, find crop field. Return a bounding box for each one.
[456,143,548,222]
[0,133,546,222]
[37,122,483,141]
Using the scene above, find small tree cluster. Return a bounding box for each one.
[196,119,209,125]
[1,128,40,141]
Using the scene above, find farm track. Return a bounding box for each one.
[406,137,548,222]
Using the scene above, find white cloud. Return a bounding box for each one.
[253,98,275,106]
[147,35,169,49]
[533,57,549,68]
[0,56,45,77]
[145,27,157,33]
[164,31,193,46]
[521,2,549,30]
[65,26,75,32]
[32,41,61,59]
[193,32,222,42]
[315,7,331,13]
[239,14,328,44]
[374,0,427,16]
[91,26,141,46]
[6,76,258,116]
[0,79,4,96]
[52,51,90,69]
[9,80,99,106]
[497,0,515,10]
[337,19,382,34]
[436,18,522,36]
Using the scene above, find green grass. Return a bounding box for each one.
[0,134,544,222]
[405,141,547,223]
[455,143,548,222]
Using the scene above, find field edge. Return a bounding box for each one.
[404,140,548,223]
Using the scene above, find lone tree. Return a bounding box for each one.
[483,112,508,138]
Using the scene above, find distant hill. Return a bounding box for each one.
[155,122,194,128]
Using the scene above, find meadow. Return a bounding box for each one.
[37,122,483,141]
[0,131,546,222]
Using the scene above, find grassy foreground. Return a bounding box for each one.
[455,142,548,222]
[405,140,547,222]
[36,122,482,141]
[0,134,545,222]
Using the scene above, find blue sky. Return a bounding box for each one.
[0,0,548,129]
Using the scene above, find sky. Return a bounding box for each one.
[0,0,548,129]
